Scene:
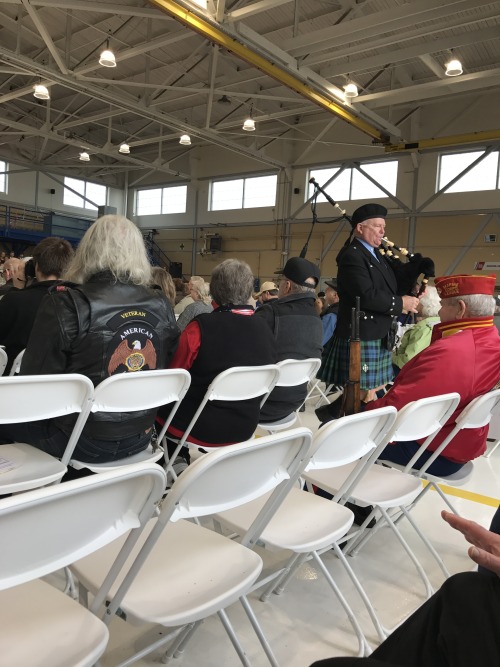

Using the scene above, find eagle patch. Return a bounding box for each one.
[106,314,159,376]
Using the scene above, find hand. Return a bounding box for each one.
[402,295,419,313]
[442,510,500,576]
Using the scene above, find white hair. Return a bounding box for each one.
[419,286,441,318]
[446,293,496,317]
[64,215,152,286]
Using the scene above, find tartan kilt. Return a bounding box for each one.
[318,336,394,391]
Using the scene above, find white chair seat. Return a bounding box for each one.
[70,444,163,472]
[379,459,474,487]
[0,579,109,667]
[306,461,423,509]
[74,518,263,626]
[0,443,66,494]
[216,487,354,553]
[258,412,297,433]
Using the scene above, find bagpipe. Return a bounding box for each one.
[378,237,435,298]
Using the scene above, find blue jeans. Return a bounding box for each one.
[0,419,151,463]
[379,440,464,477]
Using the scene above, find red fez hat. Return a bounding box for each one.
[434,274,496,299]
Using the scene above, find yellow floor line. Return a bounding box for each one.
[423,481,500,507]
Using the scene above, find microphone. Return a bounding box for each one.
[309,178,346,215]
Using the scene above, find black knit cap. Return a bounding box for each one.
[276,257,320,287]
[350,203,387,228]
[325,279,337,290]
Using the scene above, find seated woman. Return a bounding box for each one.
[392,285,440,373]
[157,258,276,469]
[176,276,213,331]
[0,215,179,463]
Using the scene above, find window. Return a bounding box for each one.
[210,174,277,211]
[438,150,499,193]
[308,161,398,202]
[63,177,107,211]
[0,160,7,193]
[136,185,187,216]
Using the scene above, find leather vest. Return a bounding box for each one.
[52,276,179,439]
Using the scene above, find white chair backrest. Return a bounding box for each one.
[8,348,25,375]
[102,428,313,618]
[388,393,461,443]
[0,373,94,424]
[275,358,322,387]
[456,388,500,430]
[416,388,500,475]
[179,364,280,447]
[91,369,191,441]
[0,462,165,591]
[0,347,7,376]
[168,427,312,522]
[306,406,398,471]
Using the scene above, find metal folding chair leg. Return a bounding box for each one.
[161,622,200,663]
[217,608,253,667]
[240,595,279,667]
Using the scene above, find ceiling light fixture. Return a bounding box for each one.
[79,151,90,162]
[343,81,358,99]
[445,56,463,77]
[33,83,50,100]
[242,105,255,131]
[179,134,192,146]
[119,142,130,154]
[99,39,116,68]
[217,95,231,105]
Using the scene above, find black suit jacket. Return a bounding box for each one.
[336,241,403,341]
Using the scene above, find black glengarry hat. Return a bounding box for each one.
[350,203,387,228]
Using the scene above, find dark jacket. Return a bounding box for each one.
[255,291,323,421]
[21,272,179,439]
[0,280,59,374]
[336,241,404,341]
[166,308,276,445]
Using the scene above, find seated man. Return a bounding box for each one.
[157,258,276,468]
[321,279,339,347]
[0,215,179,463]
[365,274,500,476]
[0,237,73,374]
[256,257,323,423]
[310,510,500,667]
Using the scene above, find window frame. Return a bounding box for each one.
[307,160,398,203]
[437,149,500,194]
[135,184,188,216]
[63,176,107,211]
[0,160,7,194]
[209,173,278,211]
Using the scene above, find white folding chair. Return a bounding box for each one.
[485,410,500,458]
[71,427,313,667]
[8,348,25,375]
[212,407,398,655]
[165,364,280,481]
[70,369,191,472]
[0,374,94,494]
[401,388,500,512]
[0,346,7,375]
[257,358,322,433]
[0,462,165,667]
[305,393,461,599]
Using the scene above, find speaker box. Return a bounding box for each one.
[209,235,222,252]
[170,262,183,278]
[97,205,117,217]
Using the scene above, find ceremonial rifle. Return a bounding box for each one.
[341,296,362,416]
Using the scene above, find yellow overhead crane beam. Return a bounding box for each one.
[385,130,500,153]
[147,0,388,143]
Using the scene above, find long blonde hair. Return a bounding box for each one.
[64,215,151,285]
[151,266,176,306]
